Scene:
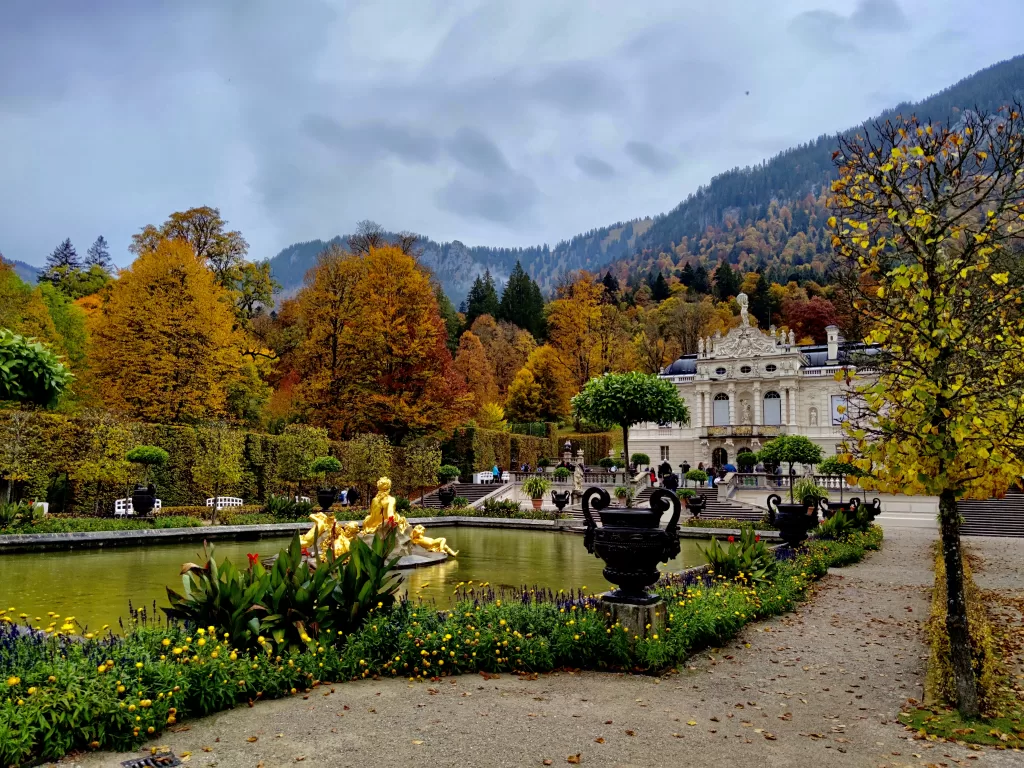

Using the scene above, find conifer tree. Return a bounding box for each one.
[85,236,113,272]
[464,269,500,327]
[748,270,773,327]
[497,260,545,338]
[713,260,741,300]
[601,271,620,301]
[42,239,80,284]
[692,263,712,294]
[650,271,671,302]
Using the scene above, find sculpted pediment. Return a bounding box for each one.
[713,324,780,358]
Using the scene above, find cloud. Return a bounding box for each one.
[575,154,617,179]
[0,0,1022,267]
[625,141,678,173]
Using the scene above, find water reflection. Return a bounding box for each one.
[0,527,706,630]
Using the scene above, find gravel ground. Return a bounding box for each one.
[63,527,1020,768]
[966,536,1024,696]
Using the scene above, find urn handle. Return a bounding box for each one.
[581,487,609,529]
[650,488,682,535]
[817,497,830,515]
[766,493,781,525]
[848,496,861,510]
[871,497,881,513]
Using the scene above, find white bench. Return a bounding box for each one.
[206,496,244,510]
[114,498,162,518]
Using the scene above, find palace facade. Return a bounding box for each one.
[628,294,878,470]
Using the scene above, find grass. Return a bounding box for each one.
[682,517,775,531]
[899,705,1024,750]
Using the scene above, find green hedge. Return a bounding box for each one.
[441,427,555,477]
[559,433,613,464]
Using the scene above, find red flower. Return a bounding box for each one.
[727,535,735,543]
[754,535,760,542]
[246,553,259,566]
[301,547,310,557]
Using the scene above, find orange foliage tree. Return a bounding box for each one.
[452,330,498,408]
[295,245,472,442]
[89,239,245,422]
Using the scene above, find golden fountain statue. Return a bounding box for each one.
[300,477,457,566]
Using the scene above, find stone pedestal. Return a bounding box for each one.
[601,596,666,641]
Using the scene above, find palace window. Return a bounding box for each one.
[763,391,782,425]
[740,365,752,374]
[831,395,849,425]
[660,446,670,461]
[765,364,777,373]
[713,392,730,425]
[715,367,727,376]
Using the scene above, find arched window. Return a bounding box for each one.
[713,392,730,425]
[763,391,782,426]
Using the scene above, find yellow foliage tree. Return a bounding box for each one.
[469,314,535,394]
[89,238,245,422]
[829,104,1024,717]
[452,330,498,408]
[547,272,629,389]
[505,344,573,422]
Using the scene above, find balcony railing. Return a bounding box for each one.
[701,424,787,438]
[729,473,861,491]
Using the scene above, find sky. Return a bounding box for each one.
[1,0,1023,269]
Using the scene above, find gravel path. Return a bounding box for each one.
[966,536,1024,698]
[65,528,1018,768]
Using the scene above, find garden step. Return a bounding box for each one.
[418,482,503,509]
[958,493,1024,537]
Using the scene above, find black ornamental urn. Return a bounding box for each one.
[551,490,571,516]
[686,493,706,519]
[131,484,156,517]
[848,497,881,524]
[437,484,457,508]
[768,493,818,546]
[317,488,338,512]
[582,487,682,605]
[819,498,855,519]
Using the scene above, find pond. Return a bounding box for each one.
[0,527,708,631]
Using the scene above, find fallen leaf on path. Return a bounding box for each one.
[567,754,582,764]
[594,737,604,743]
[201,747,212,753]
[671,733,683,738]
[764,733,777,740]
[687,720,697,726]
[604,720,613,724]
[247,737,259,743]
[543,761,552,766]
[412,740,424,745]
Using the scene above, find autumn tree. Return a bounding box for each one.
[43,239,80,281]
[130,206,248,289]
[505,344,574,423]
[547,272,629,390]
[630,305,678,373]
[782,296,840,343]
[659,295,718,355]
[452,330,498,409]
[90,238,245,422]
[191,421,244,522]
[829,104,1024,717]
[295,245,472,442]
[505,367,543,422]
[470,314,535,394]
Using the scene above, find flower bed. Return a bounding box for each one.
[682,517,776,531]
[0,527,881,765]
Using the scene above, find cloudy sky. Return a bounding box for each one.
[2,0,1022,268]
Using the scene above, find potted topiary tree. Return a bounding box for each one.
[522,476,551,510]
[310,455,342,512]
[437,464,460,508]
[598,457,616,470]
[816,456,868,517]
[630,453,651,471]
[737,450,757,473]
[126,446,169,517]
[553,466,571,482]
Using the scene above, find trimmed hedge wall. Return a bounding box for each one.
[441,427,555,479]
[0,412,441,515]
[559,433,613,464]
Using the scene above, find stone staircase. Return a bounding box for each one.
[958,492,1024,537]
[417,482,505,510]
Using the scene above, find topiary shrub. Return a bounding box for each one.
[685,469,708,485]
[437,464,460,484]
[552,467,571,480]
[630,452,651,468]
[598,457,616,469]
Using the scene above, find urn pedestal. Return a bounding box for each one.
[131,485,156,517]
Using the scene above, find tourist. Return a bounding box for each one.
[339,488,348,506]
[658,459,672,479]
[492,463,500,484]
[755,460,765,473]
[697,461,706,486]
[649,468,657,486]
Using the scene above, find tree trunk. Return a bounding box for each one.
[938,489,980,718]
[621,424,629,472]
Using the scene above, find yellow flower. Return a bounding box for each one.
[136,662,144,669]
[172,647,183,655]
[147,727,155,734]
[27,686,37,695]
[229,652,237,661]
[97,665,107,674]
[6,676,20,687]
[197,638,206,646]
[162,638,171,646]
[140,699,152,708]
[47,676,55,683]
[117,685,126,693]
[197,628,205,636]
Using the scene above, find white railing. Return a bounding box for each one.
[206,496,244,509]
[114,498,163,518]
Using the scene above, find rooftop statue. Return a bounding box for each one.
[300,476,457,565]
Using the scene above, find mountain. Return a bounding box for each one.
[268,55,1024,303]
[267,218,653,302]
[0,255,40,284]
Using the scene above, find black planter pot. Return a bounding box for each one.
[686,494,706,519]
[437,485,457,508]
[131,485,156,517]
[768,493,817,546]
[317,487,337,512]
[819,499,854,519]
[582,487,682,605]
[849,497,881,523]
[551,490,571,514]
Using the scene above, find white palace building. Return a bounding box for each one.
[628,293,879,471]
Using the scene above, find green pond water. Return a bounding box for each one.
[0,527,707,631]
